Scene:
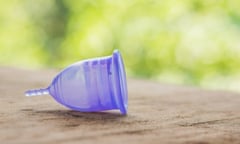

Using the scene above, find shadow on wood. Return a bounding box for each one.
[21,109,127,127]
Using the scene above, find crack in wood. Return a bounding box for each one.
[179,117,240,127]
[47,128,156,143]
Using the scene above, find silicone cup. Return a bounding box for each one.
[25,50,128,115]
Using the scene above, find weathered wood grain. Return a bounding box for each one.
[0,67,239,144]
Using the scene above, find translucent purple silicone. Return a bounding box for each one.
[25,50,128,115]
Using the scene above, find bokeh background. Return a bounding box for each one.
[0,0,240,91]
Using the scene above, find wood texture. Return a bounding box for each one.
[0,67,240,144]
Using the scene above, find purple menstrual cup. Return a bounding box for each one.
[25,50,128,115]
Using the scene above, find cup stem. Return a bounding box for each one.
[25,88,49,97]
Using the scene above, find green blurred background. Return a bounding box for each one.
[1,0,240,91]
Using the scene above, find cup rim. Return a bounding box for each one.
[112,50,128,115]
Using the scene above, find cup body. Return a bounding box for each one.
[49,50,128,114]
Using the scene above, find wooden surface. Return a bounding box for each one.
[0,67,240,144]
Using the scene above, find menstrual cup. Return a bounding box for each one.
[25,50,128,115]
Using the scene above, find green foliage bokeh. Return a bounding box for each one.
[0,0,240,91]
